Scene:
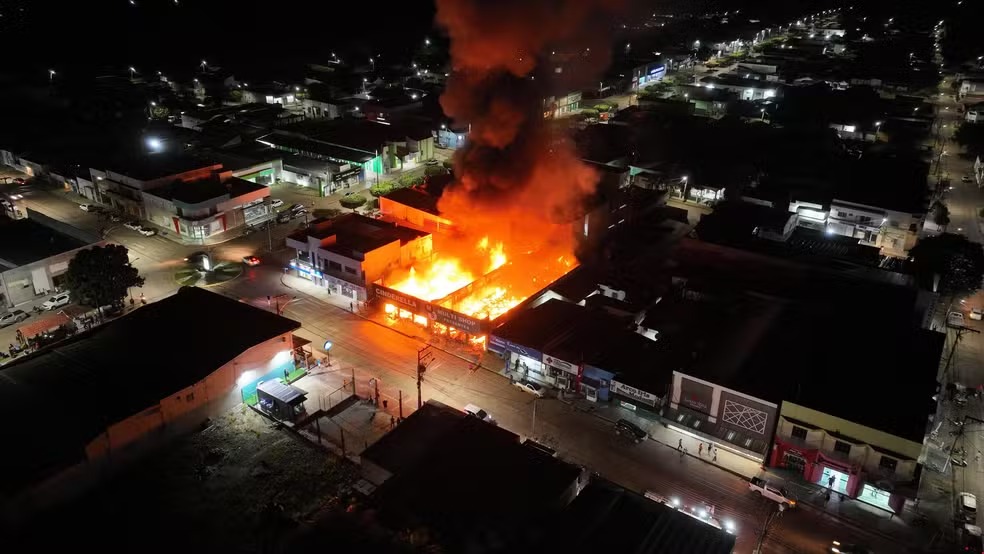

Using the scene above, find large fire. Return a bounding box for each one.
[386,235,573,322]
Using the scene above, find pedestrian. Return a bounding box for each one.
[678,438,683,451]
[827,475,835,488]
[976,450,982,463]
[713,447,718,462]
[350,301,354,312]
[698,443,704,456]
[390,415,396,429]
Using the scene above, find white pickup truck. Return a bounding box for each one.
[749,477,797,510]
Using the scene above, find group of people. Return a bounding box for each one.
[678,438,719,462]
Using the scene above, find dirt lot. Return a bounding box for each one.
[16,407,359,554]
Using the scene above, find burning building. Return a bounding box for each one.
[372,0,625,345]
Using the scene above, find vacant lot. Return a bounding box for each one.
[16,407,358,554]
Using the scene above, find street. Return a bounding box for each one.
[0,173,929,552]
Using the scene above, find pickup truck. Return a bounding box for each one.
[749,477,796,510]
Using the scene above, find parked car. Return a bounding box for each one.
[276,210,294,224]
[123,221,141,231]
[288,203,306,213]
[514,380,545,397]
[748,477,796,510]
[614,418,648,443]
[13,177,24,184]
[971,308,983,321]
[137,226,156,237]
[962,176,973,183]
[463,403,495,424]
[425,159,440,166]
[270,198,284,208]
[79,203,93,211]
[243,255,261,266]
[41,292,71,311]
[949,311,966,328]
[959,524,983,553]
[0,310,29,327]
[959,492,978,523]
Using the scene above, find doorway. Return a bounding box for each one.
[858,484,893,511]
[818,466,849,495]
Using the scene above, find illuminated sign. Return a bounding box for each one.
[611,380,658,406]
[373,284,486,335]
[543,354,579,375]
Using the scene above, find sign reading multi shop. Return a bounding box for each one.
[374,284,486,335]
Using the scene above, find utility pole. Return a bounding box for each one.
[943,326,980,381]
[399,390,403,418]
[417,345,434,409]
[753,507,781,554]
[531,397,538,439]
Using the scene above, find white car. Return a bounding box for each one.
[270,198,284,208]
[137,227,157,237]
[948,311,966,328]
[960,492,978,523]
[464,403,495,424]
[41,292,71,311]
[514,380,545,397]
[749,477,797,510]
[123,221,141,231]
[971,309,983,321]
[0,310,29,327]
[79,203,93,211]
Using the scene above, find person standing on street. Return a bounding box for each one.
[698,443,704,457]
[678,438,683,451]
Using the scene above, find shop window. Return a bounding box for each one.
[791,426,807,440]
[344,266,357,275]
[726,431,737,441]
[691,419,701,429]
[878,456,897,472]
[676,414,686,422]
[833,440,851,455]
[328,261,342,271]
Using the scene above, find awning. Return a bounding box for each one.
[17,313,71,339]
[257,379,306,405]
[291,335,311,350]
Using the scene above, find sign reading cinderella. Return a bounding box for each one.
[373,284,486,335]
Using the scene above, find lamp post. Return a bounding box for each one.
[200,59,207,72]
[129,66,136,79]
[48,69,55,83]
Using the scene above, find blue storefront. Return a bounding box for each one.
[489,334,550,386]
[581,363,615,402]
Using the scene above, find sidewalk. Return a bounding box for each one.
[557,394,945,550]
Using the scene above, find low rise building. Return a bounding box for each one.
[0,287,301,523]
[0,210,103,308]
[631,61,667,91]
[379,187,453,233]
[142,172,273,240]
[285,213,432,302]
[699,75,780,101]
[89,155,223,220]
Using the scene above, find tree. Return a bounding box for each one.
[397,173,425,188]
[64,244,144,311]
[339,194,367,209]
[908,233,984,296]
[369,181,395,197]
[423,165,447,177]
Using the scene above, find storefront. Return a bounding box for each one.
[489,335,549,385]
[771,436,861,497]
[376,284,488,348]
[542,354,580,392]
[580,364,615,402]
[610,379,661,413]
[289,259,367,302]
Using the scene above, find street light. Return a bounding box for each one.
[200,59,207,71]
[48,69,55,82]
[129,66,136,79]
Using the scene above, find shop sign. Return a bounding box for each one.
[543,354,579,375]
[611,380,658,407]
[375,284,486,334]
[679,377,713,413]
[374,284,420,310]
[489,335,508,354]
[332,166,363,183]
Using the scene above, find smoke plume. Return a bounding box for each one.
[434,0,625,250]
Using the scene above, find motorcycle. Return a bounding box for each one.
[951,457,969,467]
[949,418,965,427]
[952,446,967,457]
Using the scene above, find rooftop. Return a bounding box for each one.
[360,401,466,479]
[371,401,582,552]
[381,186,442,216]
[101,153,220,182]
[540,478,736,554]
[257,133,375,164]
[0,215,94,269]
[148,176,266,205]
[288,213,430,257]
[0,287,300,494]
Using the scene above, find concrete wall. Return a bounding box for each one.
[671,372,779,443]
[780,401,923,461]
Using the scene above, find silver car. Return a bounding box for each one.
[0,310,28,327]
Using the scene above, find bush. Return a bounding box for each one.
[579,108,600,117]
[369,181,395,197]
[424,165,447,177]
[339,194,367,209]
[592,103,612,112]
[398,173,425,188]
